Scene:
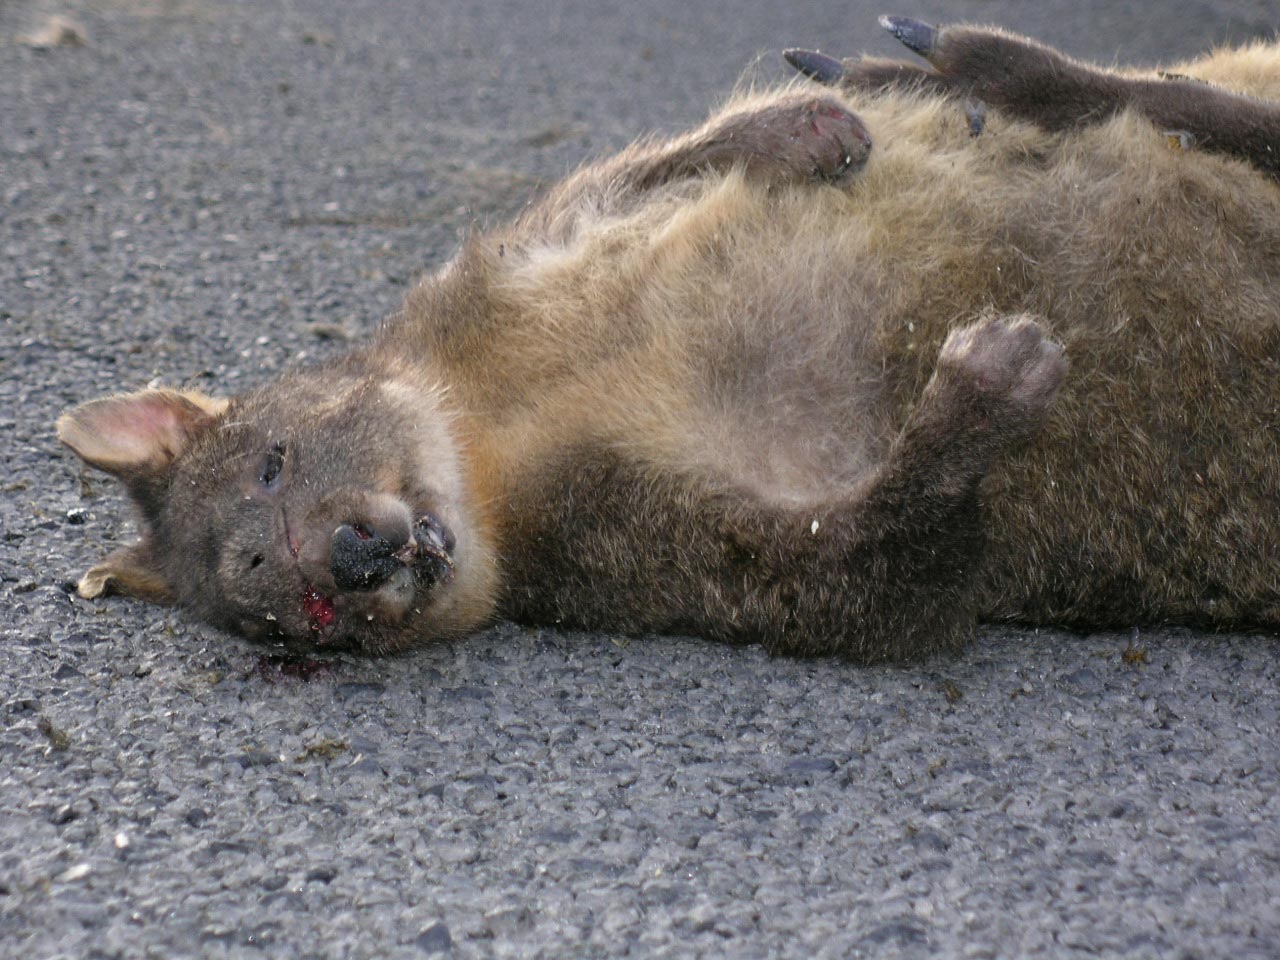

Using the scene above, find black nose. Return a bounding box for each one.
[330,523,404,591]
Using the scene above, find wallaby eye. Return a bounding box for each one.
[260,441,286,490]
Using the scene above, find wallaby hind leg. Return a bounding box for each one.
[788,17,1280,180]
[506,316,1066,661]
[520,93,872,239]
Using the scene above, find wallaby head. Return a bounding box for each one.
[57,362,497,654]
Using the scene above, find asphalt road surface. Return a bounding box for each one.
[3,0,1279,957]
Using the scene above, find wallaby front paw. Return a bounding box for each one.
[714,94,872,183]
[937,315,1067,432]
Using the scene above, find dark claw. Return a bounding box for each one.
[1157,71,1209,86]
[879,15,937,58]
[783,48,846,85]
[965,99,987,137]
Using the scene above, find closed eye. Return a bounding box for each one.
[260,441,286,490]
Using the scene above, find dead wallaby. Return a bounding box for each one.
[58,19,1280,659]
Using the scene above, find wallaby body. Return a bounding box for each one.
[59,23,1280,659]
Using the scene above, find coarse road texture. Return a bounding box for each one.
[3,1,1279,957]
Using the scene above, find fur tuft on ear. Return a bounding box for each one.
[76,543,176,605]
[57,389,228,477]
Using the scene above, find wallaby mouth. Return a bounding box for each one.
[303,585,337,634]
[297,509,456,641]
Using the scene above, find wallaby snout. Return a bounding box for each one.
[331,522,408,592]
[312,492,456,595]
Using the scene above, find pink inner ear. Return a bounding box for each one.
[97,398,187,461]
[58,391,218,472]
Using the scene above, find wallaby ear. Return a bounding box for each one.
[56,389,228,477]
[76,542,176,605]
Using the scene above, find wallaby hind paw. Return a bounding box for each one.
[873,17,1099,128]
[786,47,941,98]
[787,16,1101,139]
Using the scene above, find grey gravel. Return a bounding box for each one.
[3,0,1279,957]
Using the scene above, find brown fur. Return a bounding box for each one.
[58,27,1280,659]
